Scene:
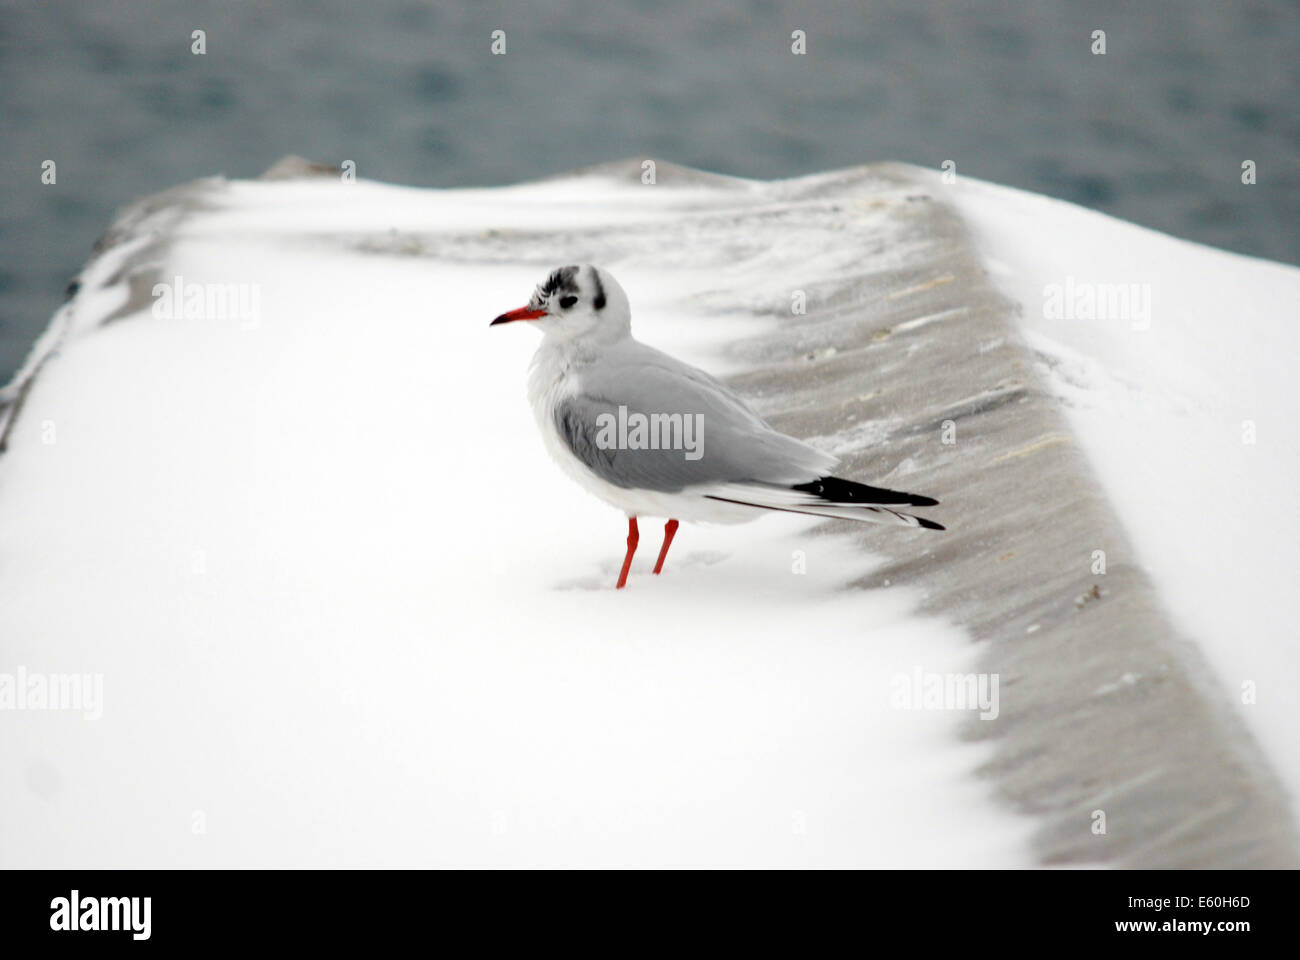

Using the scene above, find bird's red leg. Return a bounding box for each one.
[616,517,639,589]
[653,518,679,575]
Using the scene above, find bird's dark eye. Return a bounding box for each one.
[559,296,578,309]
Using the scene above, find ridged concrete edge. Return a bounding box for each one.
[0,176,226,453]
[735,161,1299,867]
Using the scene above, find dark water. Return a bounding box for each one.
[2,0,1298,385]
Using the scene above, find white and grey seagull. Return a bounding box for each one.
[491,264,943,589]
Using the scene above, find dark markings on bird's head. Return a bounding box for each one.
[540,265,579,297]
[530,266,579,309]
[591,268,606,310]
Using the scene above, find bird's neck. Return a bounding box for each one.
[535,328,633,373]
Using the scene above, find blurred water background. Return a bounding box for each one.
[2,0,1297,385]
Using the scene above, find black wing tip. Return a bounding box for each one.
[916,516,945,531]
[793,476,941,509]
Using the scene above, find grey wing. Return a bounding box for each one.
[553,352,837,492]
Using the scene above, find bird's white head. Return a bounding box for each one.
[490,264,630,342]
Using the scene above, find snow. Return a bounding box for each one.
[950,173,1300,815]
[0,172,1031,867]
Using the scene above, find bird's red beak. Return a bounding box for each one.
[490,306,547,326]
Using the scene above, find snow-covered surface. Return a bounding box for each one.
[0,172,1033,867]
[951,174,1300,817]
